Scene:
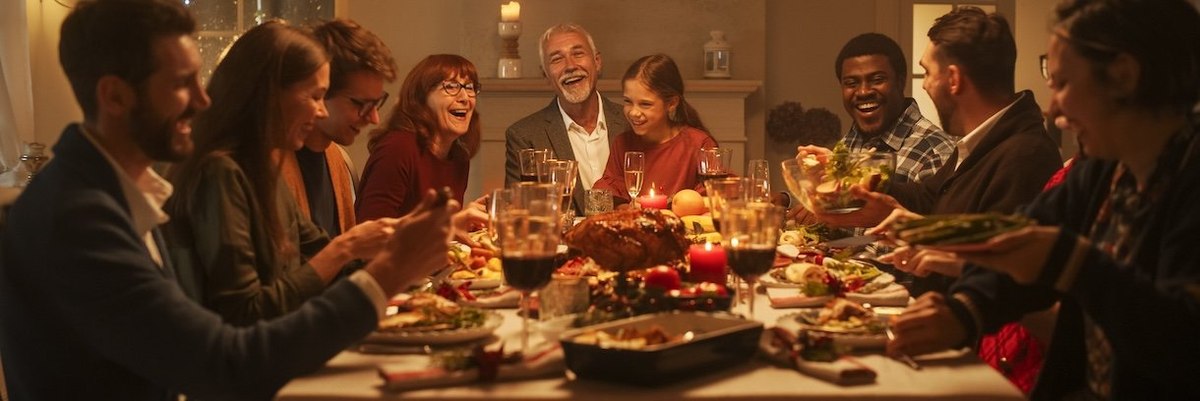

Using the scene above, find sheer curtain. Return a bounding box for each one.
[0,0,33,186]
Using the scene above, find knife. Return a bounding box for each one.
[822,234,879,248]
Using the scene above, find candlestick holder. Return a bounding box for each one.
[498,21,522,78]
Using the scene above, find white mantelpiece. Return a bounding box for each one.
[467,78,762,199]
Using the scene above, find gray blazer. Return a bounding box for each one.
[504,96,630,213]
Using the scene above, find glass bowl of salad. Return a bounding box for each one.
[780,143,894,214]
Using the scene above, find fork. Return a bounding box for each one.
[884,324,922,370]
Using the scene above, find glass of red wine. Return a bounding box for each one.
[496,183,562,351]
[719,201,784,320]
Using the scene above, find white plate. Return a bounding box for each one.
[366,312,503,345]
[775,311,887,349]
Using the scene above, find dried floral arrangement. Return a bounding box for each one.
[767,101,842,147]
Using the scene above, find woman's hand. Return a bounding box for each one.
[887,292,967,357]
[335,217,400,260]
[451,204,489,246]
[880,246,965,277]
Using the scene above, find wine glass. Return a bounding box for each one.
[623,151,645,200]
[719,201,784,319]
[538,159,579,222]
[496,183,561,352]
[747,159,771,202]
[704,177,751,233]
[697,147,733,183]
[518,148,554,183]
[487,188,515,244]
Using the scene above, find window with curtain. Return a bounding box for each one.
[185,0,334,83]
[0,0,32,185]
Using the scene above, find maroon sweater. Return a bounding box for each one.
[356,130,469,222]
[593,126,717,201]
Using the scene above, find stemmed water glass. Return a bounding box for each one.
[748,159,771,202]
[495,183,561,352]
[538,159,579,227]
[719,201,784,319]
[623,151,645,201]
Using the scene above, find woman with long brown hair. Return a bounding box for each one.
[356,54,486,226]
[165,21,396,326]
[592,53,717,201]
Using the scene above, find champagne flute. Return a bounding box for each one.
[624,151,645,200]
[719,201,784,319]
[748,159,771,202]
[496,183,561,352]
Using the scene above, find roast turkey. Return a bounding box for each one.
[563,208,691,272]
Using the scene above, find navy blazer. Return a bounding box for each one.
[0,125,377,400]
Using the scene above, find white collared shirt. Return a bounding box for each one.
[955,93,1022,171]
[557,95,610,189]
[79,126,172,268]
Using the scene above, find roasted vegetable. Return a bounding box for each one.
[893,213,1033,246]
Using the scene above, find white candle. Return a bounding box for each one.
[500,1,520,22]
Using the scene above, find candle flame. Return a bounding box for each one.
[704,241,714,251]
[648,187,656,197]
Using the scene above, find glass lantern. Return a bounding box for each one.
[704,30,731,79]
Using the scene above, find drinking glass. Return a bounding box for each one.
[584,188,614,216]
[538,159,579,229]
[518,148,554,183]
[697,147,733,183]
[748,159,771,202]
[704,177,751,232]
[487,188,515,244]
[719,201,784,319]
[496,183,561,351]
[623,151,645,200]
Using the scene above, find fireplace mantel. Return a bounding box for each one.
[466,78,762,199]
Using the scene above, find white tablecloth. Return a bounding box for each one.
[276,294,1024,401]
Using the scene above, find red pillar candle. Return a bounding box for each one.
[635,188,668,209]
[688,242,727,284]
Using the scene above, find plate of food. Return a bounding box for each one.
[776,299,887,349]
[444,242,503,289]
[891,213,1033,252]
[367,293,503,345]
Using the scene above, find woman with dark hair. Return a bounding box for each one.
[888,0,1200,399]
[592,54,717,201]
[165,21,398,326]
[356,54,485,225]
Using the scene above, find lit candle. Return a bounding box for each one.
[636,188,668,209]
[500,1,520,22]
[688,242,728,284]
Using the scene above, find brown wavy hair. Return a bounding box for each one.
[168,20,328,258]
[368,54,481,158]
[622,54,710,135]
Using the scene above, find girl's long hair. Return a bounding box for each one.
[622,54,710,135]
[168,20,328,258]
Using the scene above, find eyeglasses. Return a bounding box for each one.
[344,92,389,118]
[438,81,480,97]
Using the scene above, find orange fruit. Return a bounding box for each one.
[671,189,707,216]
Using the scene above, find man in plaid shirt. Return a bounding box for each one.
[837,33,954,184]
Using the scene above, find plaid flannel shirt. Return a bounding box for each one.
[843,99,955,184]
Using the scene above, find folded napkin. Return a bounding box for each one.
[379,343,564,392]
[766,283,909,308]
[759,327,877,385]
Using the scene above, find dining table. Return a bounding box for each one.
[276,289,1025,401]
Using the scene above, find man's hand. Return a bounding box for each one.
[365,189,460,296]
[814,186,901,228]
[887,292,967,357]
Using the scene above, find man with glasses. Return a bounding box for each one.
[283,19,397,237]
[504,23,630,214]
